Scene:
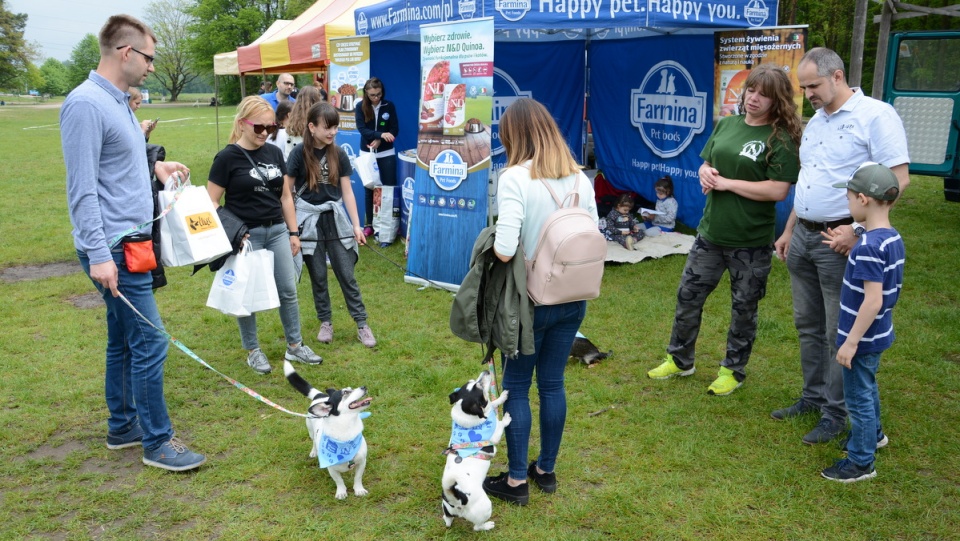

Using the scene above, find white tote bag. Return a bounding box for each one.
[243,248,280,313]
[206,242,253,317]
[372,186,400,245]
[158,180,232,267]
[355,151,382,189]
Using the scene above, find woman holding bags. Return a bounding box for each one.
[355,77,398,238]
[287,102,377,348]
[207,96,322,375]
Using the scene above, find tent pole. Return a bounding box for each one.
[215,75,220,149]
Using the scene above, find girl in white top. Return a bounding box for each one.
[484,98,598,506]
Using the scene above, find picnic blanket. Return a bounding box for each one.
[605,232,694,263]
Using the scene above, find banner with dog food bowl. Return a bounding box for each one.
[330,35,370,224]
[406,17,494,291]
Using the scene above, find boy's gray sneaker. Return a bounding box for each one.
[247,348,272,374]
[106,419,143,449]
[143,438,206,472]
[358,326,377,348]
[802,418,846,445]
[285,343,323,365]
[771,398,819,420]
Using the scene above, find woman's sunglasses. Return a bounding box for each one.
[242,119,278,135]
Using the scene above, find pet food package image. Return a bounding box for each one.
[443,84,467,136]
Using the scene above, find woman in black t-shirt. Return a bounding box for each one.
[207,96,322,374]
[287,102,376,348]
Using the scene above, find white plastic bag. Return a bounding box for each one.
[206,241,252,317]
[158,176,232,266]
[372,186,400,245]
[356,151,381,189]
[243,248,280,313]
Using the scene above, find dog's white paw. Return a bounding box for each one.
[474,521,495,531]
[335,490,349,500]
[499,390,509,400]
[354,486,369,497]
[501,412,512,426]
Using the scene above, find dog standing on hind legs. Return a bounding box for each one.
[284,360,371,500]
[442,370,511,531]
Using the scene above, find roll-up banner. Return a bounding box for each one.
[330,36,371,221]
[406,17,494,291]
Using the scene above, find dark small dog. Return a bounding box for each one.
[569,333,612,367]
[284,361,371,500]
[442,370,510,531]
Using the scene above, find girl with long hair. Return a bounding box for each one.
[354,77,399,240]
[482,98,598,505]
[285,102,376,348]
[207,96,323,374]
[283,86,323,160]
[647,63,801,395]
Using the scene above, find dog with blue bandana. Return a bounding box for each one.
[284,361,371,499]
[442,370,511,531]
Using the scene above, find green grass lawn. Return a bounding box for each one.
[1,104,959,540]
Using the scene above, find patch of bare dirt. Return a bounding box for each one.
[0,262,80,283]
[68,292,104,309]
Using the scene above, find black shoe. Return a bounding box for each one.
[802,418,846,445]
[527,461,557,493]
[771,399,818,420]
[821,458,876,483]
[483,472,529,506]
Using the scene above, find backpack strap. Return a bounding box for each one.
[536,173,581,210]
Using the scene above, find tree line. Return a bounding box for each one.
[1,0,958,102]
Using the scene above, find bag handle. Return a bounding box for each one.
[537,174,581,210]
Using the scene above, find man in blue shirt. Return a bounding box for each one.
[263,73,296,111]
[62,14,205,471]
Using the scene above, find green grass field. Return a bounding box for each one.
[1,104,958,540]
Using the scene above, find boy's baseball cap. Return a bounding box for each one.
[832,162,900,201]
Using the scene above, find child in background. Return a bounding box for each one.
[604,194,644,250]
[127,87,157,141]
[820,162,905,483]
[267,100,292,154]
[642,175,678,233]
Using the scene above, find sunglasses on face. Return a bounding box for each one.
[242,119,278,135]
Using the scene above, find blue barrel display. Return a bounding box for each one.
[398,149,416,239]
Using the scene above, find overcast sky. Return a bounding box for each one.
[9,0,146,62]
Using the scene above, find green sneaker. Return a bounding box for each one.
[707,367,742,396]
[647,356,695,380]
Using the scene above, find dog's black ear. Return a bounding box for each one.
[462,394,487,418]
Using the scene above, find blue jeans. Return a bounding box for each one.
[78,249,174,451]
[844,351,884,467]
[238,224,303,350]
[667,236,772,381]
[786,224,848,422]
[501,300,586,480]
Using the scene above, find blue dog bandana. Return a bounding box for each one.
[449,416,496,458]
[317,432,365,468]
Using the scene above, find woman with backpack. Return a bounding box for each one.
[482,98,599,506]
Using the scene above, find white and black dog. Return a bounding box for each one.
[284,360,371,500]
[442,370,511,531]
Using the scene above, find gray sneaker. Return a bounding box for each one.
[771,399,819,420]
[358,325,377,348]
[143,438,206,472]
[803,418,846,445]
[247,348,272,374]
[285,343,323,365]
[317,322,333,343]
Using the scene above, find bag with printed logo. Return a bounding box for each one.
[206,241,253,317]
[158,177,232,267]
[356,151,382,189]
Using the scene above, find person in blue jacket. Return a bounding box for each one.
[355,77,399,237]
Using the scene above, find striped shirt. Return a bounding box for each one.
[837,228,905,354]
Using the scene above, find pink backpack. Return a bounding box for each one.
[523,175,607,305]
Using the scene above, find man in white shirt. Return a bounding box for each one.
[772,48,910,445]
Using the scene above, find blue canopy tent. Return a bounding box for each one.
[354,0,787,232]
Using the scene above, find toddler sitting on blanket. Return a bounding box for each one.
[603,194,644,250]
[641,175,678,235]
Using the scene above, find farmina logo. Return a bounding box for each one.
[630,60,707,159]
[744,0,770,26]
[429,149,468,191]
[496,0,531,22]
[356,12,368,35]
[491,68,532,158]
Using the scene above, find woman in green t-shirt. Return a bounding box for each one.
[647,64,802,396]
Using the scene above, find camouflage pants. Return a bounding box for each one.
[666,235,773,381]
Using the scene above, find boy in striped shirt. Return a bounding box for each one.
[821,162,905,483]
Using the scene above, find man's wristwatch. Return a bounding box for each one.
[289,230,300,237]
[852,221,865,237]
